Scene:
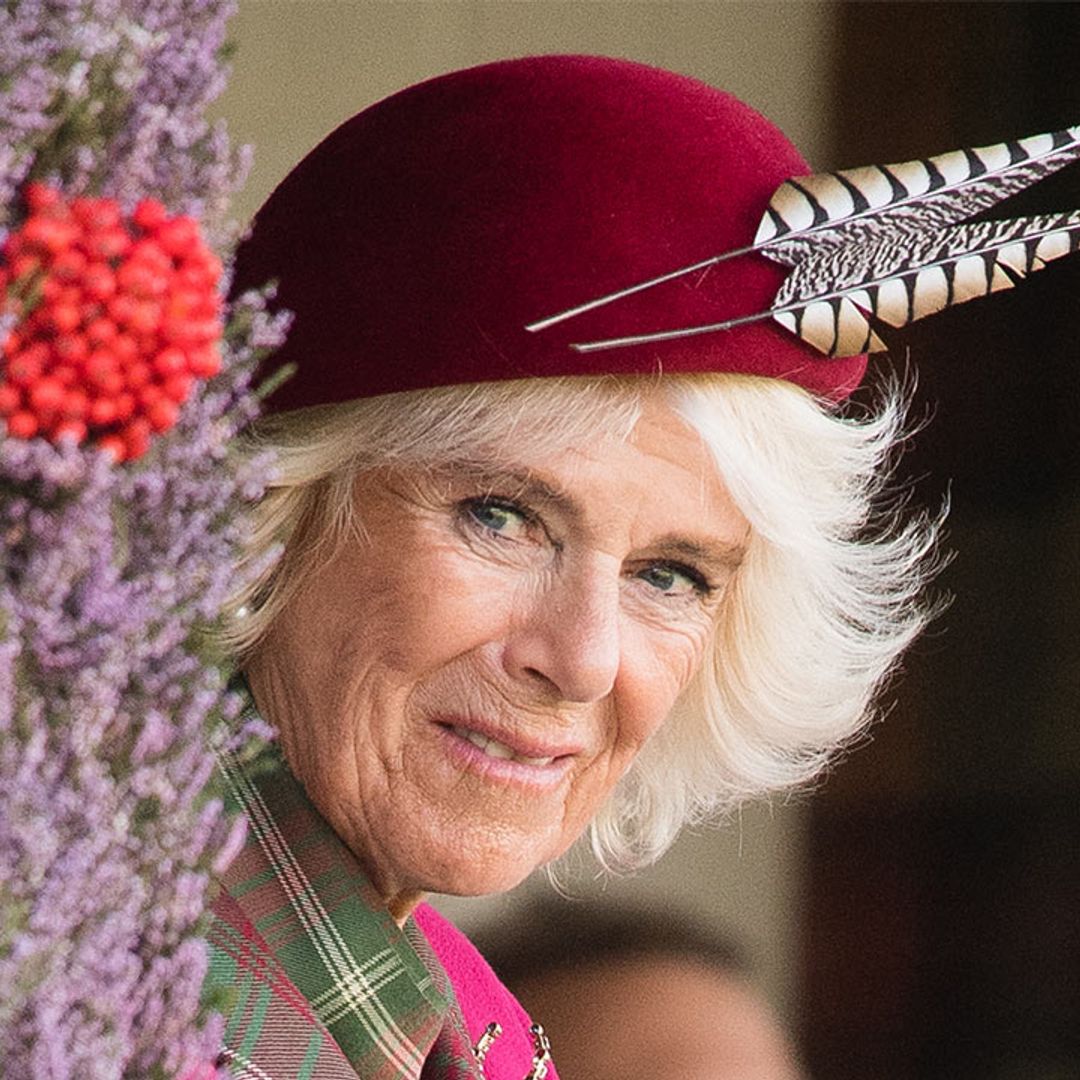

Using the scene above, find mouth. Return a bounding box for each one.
[449,725,557,766]
[433,717,581,773]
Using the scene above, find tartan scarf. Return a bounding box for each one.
[202,715,483,1080]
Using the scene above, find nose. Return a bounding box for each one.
[501,560,621,703]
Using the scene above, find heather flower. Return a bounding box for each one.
[1,0,249,249]
[0,1,288,1076]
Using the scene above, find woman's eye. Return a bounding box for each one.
[636,562,710,597]
[463,498,533,541]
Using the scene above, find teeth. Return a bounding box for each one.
[483,739,515,760]
[461,728,489,752]
[452,726,554,767]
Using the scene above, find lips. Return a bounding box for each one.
[435,716,581,768]
[450,725,556,766]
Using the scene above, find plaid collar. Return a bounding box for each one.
[206,692,482,1079]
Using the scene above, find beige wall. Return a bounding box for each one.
[216,0,839,1023]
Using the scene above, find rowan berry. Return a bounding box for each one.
[82,263,117,301]
[125,362,151,389]
[133,199,168,233]
[153,346,187,379]
[147,399,178,432]
[162,373,194,404]
[29,377,65,413]
[7,411,38,438]
[114,392,136,421]
[0,384,22,415]
[112,334,138,366]
[84,349,119,384]
[107,294,137,327]
[21,216,78,255]
[127,300,162,336]
[7,351,45,386]
[1,183,224,457]
[121,418,151,460]
[85,227,131,261]
[139,384,163,411]
[156,217,200,259]
[85,319,118,348]
[72,196,121,233]
[47,301,82,335]
[118,259,167,299]
[52,248,88,282]
[23,183,61,213]
[97,433,126,462]
[187,346,221,378]
[89,397,119,426]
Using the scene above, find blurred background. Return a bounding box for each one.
[215,4,1080,1077]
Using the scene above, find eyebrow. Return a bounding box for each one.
[461,463,579,514]
[448,461,749,573]
[648,536,748,576]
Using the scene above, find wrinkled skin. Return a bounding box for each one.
[248,395,749,917]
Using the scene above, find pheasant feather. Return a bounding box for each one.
[526,124,1080,350]
[573,211,1080,358]
[756,126,1080,264]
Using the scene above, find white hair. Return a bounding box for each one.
[223,373,943,871]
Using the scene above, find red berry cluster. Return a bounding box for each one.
[0,183,223,462]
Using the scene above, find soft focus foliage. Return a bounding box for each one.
[0,1,288,1075]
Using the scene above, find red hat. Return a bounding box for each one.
[233,55,867,410]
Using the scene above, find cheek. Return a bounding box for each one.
[340,536,523,675]
[558,624,714,840]
[617,618,715,739]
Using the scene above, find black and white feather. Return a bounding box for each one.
[771,211,1080,357]
[756,126,1080,264]
[527,124,1080,358]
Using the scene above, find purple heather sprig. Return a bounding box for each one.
[0,288,286,1079]
[0,0,250,251]
[0,1,288,1077]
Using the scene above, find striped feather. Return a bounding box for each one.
[774,212,1074,307]
[527,123,1080,333]
[571,212,1080,358]
[773,212,1080,356]
[758,126,1080,264]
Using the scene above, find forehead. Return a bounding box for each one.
[450,393,749,553]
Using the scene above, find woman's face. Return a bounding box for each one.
[254,395,749,900]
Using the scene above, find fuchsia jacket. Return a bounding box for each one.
[414,904,559,1080]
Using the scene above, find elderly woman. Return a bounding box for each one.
[203,55,945,1080]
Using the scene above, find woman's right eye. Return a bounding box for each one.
[461,497,533,541]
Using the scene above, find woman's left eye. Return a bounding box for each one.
[635,562,710,597]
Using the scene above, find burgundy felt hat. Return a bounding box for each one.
[233,55,867,409]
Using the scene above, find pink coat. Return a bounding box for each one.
[415,904,560,1080]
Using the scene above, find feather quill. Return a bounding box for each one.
[571,211,1080,358]
[526,124,1080,343]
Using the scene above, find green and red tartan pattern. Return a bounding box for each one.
[203,724,483,1079]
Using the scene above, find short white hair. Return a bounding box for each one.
[223,373,943,871]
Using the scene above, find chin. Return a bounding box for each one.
[397,824,567,899]
[410,847,545,898]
